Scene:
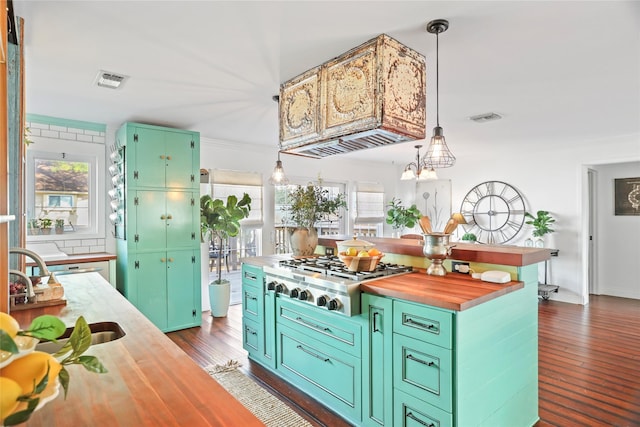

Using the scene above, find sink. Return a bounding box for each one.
[35,321,125,354]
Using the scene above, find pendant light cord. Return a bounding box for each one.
[436,30,440,127]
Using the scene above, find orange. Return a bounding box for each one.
[368,248,381,256]
[0,351,62,396]
[0,376,22,419]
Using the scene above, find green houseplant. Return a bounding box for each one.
[285,182,347,256]
[461,232,478,243]
[385,197,421,236]
[55,219,65,234]
[39,218,53,235]
[524,210,555,247]
[200,193,251,317]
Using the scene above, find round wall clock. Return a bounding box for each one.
[459,181,525,244]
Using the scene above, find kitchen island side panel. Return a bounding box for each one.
[454,264,539,426]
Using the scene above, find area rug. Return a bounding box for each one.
[205,362,313,427]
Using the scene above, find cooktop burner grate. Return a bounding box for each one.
[279,255,412,281]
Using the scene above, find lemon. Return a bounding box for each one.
[0,312,19,338]
[0,351,61,396]
[346,247,358,256]
[0,377,22,419]
[357,250,369,257]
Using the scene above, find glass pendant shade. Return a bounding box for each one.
[419,166,438,180]
[400,145,438,180]
[401,167,416,180]
[268,153,289,185]
[425,126,455,168]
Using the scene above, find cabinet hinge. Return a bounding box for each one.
[134,197,139,206]
[134,234,139,242]
[192,309,197,317]
[191,198,195,206]
[134,133,138,142]
[190,140,195,149]
[190,174,195,182]
[134,170,139,180]
[191,232,196,241]
[191,255,196,263]
[134,261,140,269]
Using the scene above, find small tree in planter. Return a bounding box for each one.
[200,193,251,317]
[55,219,65,234]
[385,197,421,236]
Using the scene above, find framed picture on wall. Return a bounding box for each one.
[415,179,452,232]
[614,177,640,216]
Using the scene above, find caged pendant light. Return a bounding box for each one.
[424,19,455,169]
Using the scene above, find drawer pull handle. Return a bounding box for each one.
[406,412,435,427]
[407,354,435,367]
[406,318,436,331]
[373,311,380,332]
[296,345,329,362]
[296,317,331,332]
[246,294,258,301]
[244,272,257,280]
[245,327,257,336]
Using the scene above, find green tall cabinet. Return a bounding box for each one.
[115,122,201,332]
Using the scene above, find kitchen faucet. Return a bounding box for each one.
[9,247,61,302]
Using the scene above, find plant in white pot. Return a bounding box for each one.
[524,210,555,247]
[285,182,346,257]
[200,193,251,317]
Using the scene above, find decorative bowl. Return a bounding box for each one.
[338,253,384,272]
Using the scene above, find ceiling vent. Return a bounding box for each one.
[469,112,502,123]
[95,70,128,89]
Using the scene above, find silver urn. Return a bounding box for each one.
[422,233,455,276]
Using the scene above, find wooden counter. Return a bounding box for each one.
[9,272,262,427]
[24,252,117,267]
[318,235,552,266]
[361,271,524,311]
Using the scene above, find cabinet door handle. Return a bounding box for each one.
[166,155,172,160]
[406,412,435,427]
[373,311,380,332]
[166,214,172,220]
[160,258,166,263]
[406,353,435,367]
[160,155,165,159]
[160,214,166,220]
[295,316,331,333]
[406,317,436,331]
[168,258,174,263]
[296,345,329,362]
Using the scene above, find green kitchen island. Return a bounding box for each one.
[242,239,549,426]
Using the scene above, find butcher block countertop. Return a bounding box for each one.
[25,252,117,266]
[318,235,552,266]
[9,272,262,427]
[361,272,524,311]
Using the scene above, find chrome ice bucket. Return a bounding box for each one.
[422,233,455,276]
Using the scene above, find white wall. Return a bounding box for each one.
[99,124,640,305]
[592,161,640,299]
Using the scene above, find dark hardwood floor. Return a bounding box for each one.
[167,295,640,427]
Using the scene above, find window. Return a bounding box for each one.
[210,170,263,267]
[27,144,104,238]
[353,182,385,237]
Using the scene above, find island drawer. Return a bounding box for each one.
[242,283,261,322]
[276,298,362,357]
[242,317,260,355]
[393,300,453,349]
[242,264,264,287]
[394,388,452,427]
[277,324,361,422]
[393,333,452,412]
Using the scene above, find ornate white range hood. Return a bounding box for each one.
[279,34,426,158]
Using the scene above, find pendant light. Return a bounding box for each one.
[269,147,289,185]
[269,94,290,186]
[424,19,455,169]
[400,145,438,180]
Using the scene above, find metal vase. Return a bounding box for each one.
[422,233,454,276]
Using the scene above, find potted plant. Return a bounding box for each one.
[461,232,478,243]
[285,182,347,256]
[55,219,65,234]
[39,218,53,235]
[385,197,421,237]
[200,193,251,317]
[524,210,556,247]
[27,219,40,235]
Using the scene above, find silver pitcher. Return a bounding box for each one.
[422,233,455,276]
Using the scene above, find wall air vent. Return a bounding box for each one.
[95,70,128,89]
[469,112,502,123]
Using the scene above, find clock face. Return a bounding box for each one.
[460,181,525,244]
